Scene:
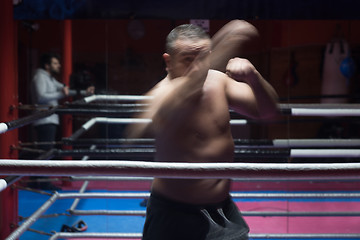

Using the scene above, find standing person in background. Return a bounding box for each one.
[30,53,94,190]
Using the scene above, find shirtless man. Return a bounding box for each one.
[128,21,279,240]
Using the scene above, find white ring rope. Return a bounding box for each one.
[82,94,360,114]
[83,94,153,103]
[56,192,360,199]
[81,117,152,130]
[290,149,360,158]
[291,108,360,117]
[83,95,360,108]
[81,94,360,117]
[80,117,246,130]
[47,232,360,240]
[1,160,360,179]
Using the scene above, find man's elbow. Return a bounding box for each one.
[228,20,259,42]
[252,104,280,121]
[259,107,281,121]
[36,96,48,104]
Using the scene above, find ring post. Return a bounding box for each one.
[0,0,19,239]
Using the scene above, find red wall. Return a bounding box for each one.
[17,19,360,95]
[17,19,360,140]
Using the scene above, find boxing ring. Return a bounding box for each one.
[1,94,360,240]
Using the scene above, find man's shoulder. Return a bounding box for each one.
[147,78,171,95]
[33,68,49,80]
[35,68,46,74]
[208,69,227,78]
[207,69,230,84]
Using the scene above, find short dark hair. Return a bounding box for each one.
[166,24,210,55]
[40,53,60,69]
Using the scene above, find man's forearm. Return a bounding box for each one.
[247,70,279,119]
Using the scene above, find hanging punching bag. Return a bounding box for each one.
[321,39,351,104]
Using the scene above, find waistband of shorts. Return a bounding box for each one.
[149,190,232,212]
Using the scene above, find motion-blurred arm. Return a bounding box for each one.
[211,20,259,72]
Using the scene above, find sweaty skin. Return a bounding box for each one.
[127,23,279,205]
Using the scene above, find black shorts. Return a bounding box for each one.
[142,191,249,240]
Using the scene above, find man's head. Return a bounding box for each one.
[40,53,61,76]
[163,24,211,79]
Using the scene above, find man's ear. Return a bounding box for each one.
[163,53,171,71]
[44,63,50,71]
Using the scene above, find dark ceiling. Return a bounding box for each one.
[13,0,359,20]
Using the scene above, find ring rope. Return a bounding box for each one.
[1,160,360,179]
[68,175,360,182]
[279,93,360,101]
[66,102,148,109]
[47,232,360,240]
[18,138,359,148]
[44,148,360,159]
[67,101,360,109]
[3,96,360,134]
[67,209,360,217]
[9,189,360,240]
[81,94,360,108]
[68,209,360,217]
[57,192,360,199]
[83,94,153,103]
[0,108,56,134]
[0,176,22,192]
[291,108,360,117]
[6,193,59,240]
[57,104,360,117]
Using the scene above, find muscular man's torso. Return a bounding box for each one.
[152,70,235,204]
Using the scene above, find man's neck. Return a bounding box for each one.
[46,69,55,78]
